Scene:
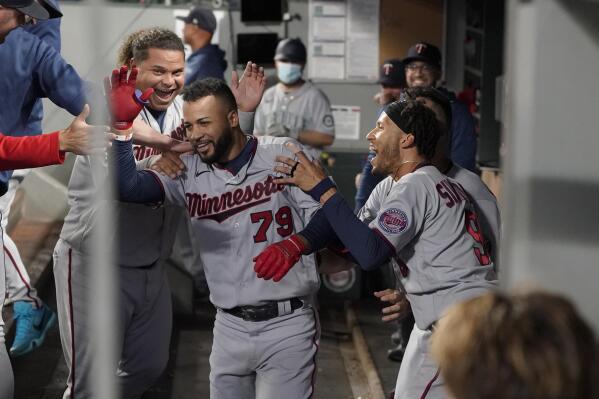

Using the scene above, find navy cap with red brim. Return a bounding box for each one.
[0,0,50,20]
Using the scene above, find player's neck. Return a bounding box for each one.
[391,154,427,181]
[218,128,247,163]
[190,35,211,52]
[279,80,305,93]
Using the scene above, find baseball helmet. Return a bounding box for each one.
[274,38,307,64]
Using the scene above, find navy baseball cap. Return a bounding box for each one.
[0,0,49,20]
[274,38,307,64]
[403,42,442,69]
[176,7,217,34]
[378,58,406,87]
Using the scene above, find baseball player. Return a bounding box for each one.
[111,75,320,399]
[0,0,72,358]
[373,87,501,390]
[0,106,105,399]
[254,38,335,160]
[256,100,498,399]
[53,27,264,398]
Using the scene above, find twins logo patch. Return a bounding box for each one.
[378,208,409,234]
[322,114,334,127]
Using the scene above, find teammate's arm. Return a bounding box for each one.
[105,66,164,204]
[298,91,335,147]
[274,146,401,270]
[112,139,164,204]
[0,105,107,170]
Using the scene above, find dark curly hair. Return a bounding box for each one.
[384,100,441,160]
[117,28,145,67]
[131,27,184,64]
[403,86,452,130]
[181,78,237,112]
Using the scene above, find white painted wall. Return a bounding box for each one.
[502,0,599,331]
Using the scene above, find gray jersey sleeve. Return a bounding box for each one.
[357,176,392,224]
[238,111,255,135]
[366,178,426,252]
[253,89,272,135]
[305,89,335,136]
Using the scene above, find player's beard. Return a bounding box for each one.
[199,126,234,164]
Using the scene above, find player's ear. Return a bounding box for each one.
[402,133,415,147]
[228,110,239,128]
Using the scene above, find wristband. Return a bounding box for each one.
[288,235,307,254]
[114,133,133,142]
[307,177,336,202]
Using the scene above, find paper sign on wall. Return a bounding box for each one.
[332,105,361,140]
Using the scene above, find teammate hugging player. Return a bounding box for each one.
[255,100,498,399]
[110,73,321,399]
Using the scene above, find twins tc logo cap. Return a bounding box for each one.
[403,42,442,69]
[378,58,406,88]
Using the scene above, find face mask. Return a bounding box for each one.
[277,63,303,84]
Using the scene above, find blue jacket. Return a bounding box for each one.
[437,87,477,172]
[0,27,85,193]
[185,44,227,85]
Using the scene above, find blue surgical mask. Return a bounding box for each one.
[277,63,303,85]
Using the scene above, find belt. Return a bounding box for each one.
[222,298,304,322]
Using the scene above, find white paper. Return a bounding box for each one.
[311,42,345,57]
[346,38,379,79]
[345,0,379,79]
[331,105,361,140]
[312,1,346,17]
[310,56,345,79]
[312,16,346,41]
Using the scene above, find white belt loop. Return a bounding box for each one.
[277,300,292,316]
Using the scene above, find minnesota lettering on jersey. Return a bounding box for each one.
[133,120,187,161]
[186,175,285,223]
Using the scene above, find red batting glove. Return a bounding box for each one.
[104,66,153,131]
[253,235,306,282]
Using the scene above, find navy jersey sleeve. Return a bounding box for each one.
[321,192,395,270]
[112,140,164,204]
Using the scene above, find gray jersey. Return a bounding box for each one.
[358,165,497,329]
[254,81,335,158]
[150,136,321,309]
[60,97,187,266]
[447,164,501,267]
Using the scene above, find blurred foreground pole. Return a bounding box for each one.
[502,0,599,331]
[87,0,117,396]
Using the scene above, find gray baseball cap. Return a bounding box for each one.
[176,6,217,34]
[0,0,49,20]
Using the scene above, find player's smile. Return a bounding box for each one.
[153,87,176,101]
[194,139,213,153]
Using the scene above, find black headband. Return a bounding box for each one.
[384,100,413,133]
